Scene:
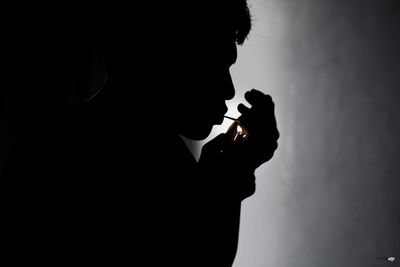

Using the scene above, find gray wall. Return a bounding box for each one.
[186,0,400,266]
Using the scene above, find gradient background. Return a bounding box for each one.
[1,1,399,266]
[184,0,400,266]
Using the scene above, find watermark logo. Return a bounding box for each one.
[376,256,395,263]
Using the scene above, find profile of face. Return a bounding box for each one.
[149,0,251,140]
[165,30,238,140]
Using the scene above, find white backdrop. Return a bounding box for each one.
[184,1,400,266]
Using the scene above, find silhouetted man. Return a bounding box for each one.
[2,1,278,265]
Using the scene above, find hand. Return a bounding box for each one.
[198,133,256,199]
[233,89,279,170]
[197,89,279,195]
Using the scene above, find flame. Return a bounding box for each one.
[237,124,243,134]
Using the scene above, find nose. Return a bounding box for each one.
[222,70,235,100]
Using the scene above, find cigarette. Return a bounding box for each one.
[224,115,240,122]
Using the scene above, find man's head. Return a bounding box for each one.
[152,0,252,140]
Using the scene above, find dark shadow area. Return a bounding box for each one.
[1,1,278,265]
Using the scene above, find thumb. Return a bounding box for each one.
[200,133,228,158]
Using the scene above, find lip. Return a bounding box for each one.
[210,103,228,125]
[214,110,227,125]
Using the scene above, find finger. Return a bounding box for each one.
[237,103,251,115]
[244,89,274,110]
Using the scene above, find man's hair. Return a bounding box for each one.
[229,0,252,45]
[152,0,252,45]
